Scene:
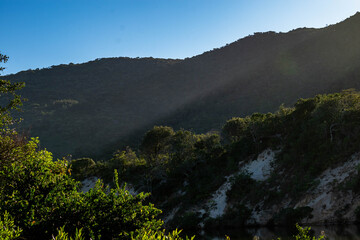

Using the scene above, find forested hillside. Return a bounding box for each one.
[77,90,360,231]
[5,12,360,159]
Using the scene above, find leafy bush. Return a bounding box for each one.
[293,223,325,240]
[0,211,22,240]
[52,226,84,240]
[131,229,195,240]
[0,132,163,239]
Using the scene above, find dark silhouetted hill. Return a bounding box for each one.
[5,12,360,159]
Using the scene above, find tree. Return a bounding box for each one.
[222,117,249,142]
[0,53,8,72]
[0,52,25,127]
[140,126,175,192]
[169,129,198,167]
[194,132,223,161]
[140,126,175,158]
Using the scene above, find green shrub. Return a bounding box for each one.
[293,223,325,240]
[0,133,163,239]
[52,226,84,240]
[0,211,22,240]
[131,229,195,240]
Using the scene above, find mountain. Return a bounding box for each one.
[5,12,360,159]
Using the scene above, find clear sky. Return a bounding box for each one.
[1,0,360,74]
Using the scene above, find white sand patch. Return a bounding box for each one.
[295,153,360,224]
[125,184,138,196]
[317,154,360,191]
[208,175,234,218]
[80,177,99,193]
[164,207,180,223]
[242,148,276,181]
[177,189,186,196]
[207,149,277,219]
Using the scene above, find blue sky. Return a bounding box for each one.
[1,0,360,74]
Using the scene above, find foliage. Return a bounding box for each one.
[70,157,96,180]
[0,131,163,239]
[141,126,175,158]
[0,53,25,127]
[89,90,360,230]
[293,224,325,240]
[0,53,8,72]
[222,90,360,198]
[273,224,325,240]
[0,79,24,114]
[0,211,22,240]
[52,226,84,240]
[222,117,250,142]
[275,90,360,195]
[131,229,195,240]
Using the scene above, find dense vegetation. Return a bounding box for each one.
[72,89,360,230]
[4,12,360,159]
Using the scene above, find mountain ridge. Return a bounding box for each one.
[4,12,360,159]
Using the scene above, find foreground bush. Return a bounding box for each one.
[0,211,22,240]
[52,226,84,240]
[293,224,325,240]
[0,132,162,239]
[131,229,195,240]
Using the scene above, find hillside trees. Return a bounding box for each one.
[127,90,360,219]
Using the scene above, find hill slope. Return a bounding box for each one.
[5,12,360,158]
[76,90,360,231]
